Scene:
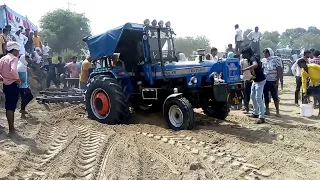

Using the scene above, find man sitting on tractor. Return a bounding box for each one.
[111,54,125,68]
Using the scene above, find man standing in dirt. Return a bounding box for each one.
[298,58,320,117]
[56,56,66,87]
[234,24,243,54]
[241,47,266,124]
[291,50,312,106]
[42,42,51,64]
[226,44,235,57]
[33,31,42,49]
[24,29,34,56]
[13,29,28,57]
[65,56,80,88]
[261,48,283,117]
[247,27,262,55]
[80,56,92,90]
[43,58,59,89]
[0,29,6,58]
[0,42,21,135]
[240,55,253,113]
[17,54,33,119]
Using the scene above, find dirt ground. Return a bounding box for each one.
[0,76,319,180]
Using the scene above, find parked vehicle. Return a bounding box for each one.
[275,48,301,76]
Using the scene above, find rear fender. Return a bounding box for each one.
[162,93,183,112]
[88,71,133,94]
[213,84,228,102]
[89,69,130,80]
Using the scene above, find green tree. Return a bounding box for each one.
[260,31,280,51]
[261,26,320,52]
[39,9,91,54]
[174,35,211,57]
[279,28,307,48]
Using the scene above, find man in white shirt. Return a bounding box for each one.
[291,57,304,106]
[42,41,51,65]
[247,26,262,55]
[234,24,243,54]
[240,57,253,113]
[13,29,28,56]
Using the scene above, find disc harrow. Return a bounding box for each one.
[36,88,85,104]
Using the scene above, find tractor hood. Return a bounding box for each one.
[155,61,216,76]
[152,58,241,84]
[153,60,218,76]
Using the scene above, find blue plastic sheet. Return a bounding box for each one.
[85,23,144,60]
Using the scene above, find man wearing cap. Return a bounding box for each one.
[0,41,21,135]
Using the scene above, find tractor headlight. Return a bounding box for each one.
[188,76,198,85]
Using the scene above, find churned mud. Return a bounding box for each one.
[0,76,319,180]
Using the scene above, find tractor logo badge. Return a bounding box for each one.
[228,63,238,81]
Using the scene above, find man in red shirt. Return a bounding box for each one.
[0,41,21,135]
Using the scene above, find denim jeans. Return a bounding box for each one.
[244,81,253,111]
[251,79,266,118]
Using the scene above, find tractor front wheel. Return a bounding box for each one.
[163,97,195,130]
[85,75,130,124]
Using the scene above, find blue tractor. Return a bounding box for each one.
[36,20,243,130]
[82,20,243,130]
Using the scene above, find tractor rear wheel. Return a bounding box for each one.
[163,97,195,130]
[85,75,130,124]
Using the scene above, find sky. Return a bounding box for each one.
[1,0,319,50]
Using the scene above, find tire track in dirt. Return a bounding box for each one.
[40,127,74,166]
[37,121,59,146]
[95,136,119,180]
[9,122,75,180]
[74,125,108,180]
[144,146,180,175]
[137,132,275,179]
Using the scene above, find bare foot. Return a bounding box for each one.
[21,114,27,119]
[7,129,17,138]
[19,110,29,114]
[275,114,281,118]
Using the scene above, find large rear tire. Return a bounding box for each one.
[85,75,130,124]
[163,97,195,130]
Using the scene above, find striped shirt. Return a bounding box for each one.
[262,56,283,81]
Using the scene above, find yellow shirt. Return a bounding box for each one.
[301,64,320,93]
[0,35,5,55]
[33,36,41,48]
[80,59,92,83]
